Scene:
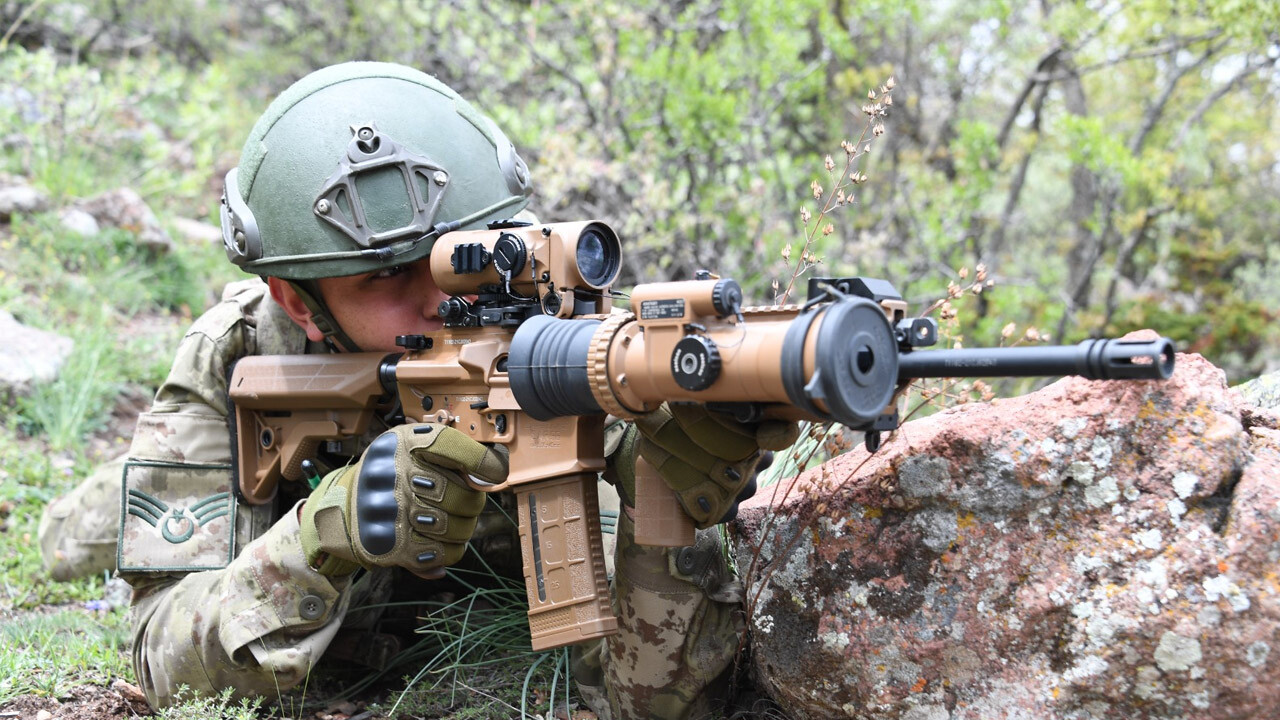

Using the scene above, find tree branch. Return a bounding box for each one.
[995,46,1060,151]
[1173,53,1280,149]
[1129,39,1226,154]
[988,79,1050,262]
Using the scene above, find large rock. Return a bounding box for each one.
[168,216,223,245]
[0,310,74,397]
[76,188,172,253]
[0,174,50,221]
[733,352,1280,719]
[58,208,101,237]
[1237,371,1280,411]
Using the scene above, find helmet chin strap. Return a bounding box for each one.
[286,280,363,354]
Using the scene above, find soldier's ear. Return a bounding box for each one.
[267,277,326,342]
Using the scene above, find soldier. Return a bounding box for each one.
[50,61,794,718]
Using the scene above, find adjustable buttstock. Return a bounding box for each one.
[228,354,389,504]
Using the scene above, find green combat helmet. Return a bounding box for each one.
[219,61,533,350]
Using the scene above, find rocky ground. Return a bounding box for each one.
[734,350,1280,720]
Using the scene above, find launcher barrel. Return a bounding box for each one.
[896,337,1175,381]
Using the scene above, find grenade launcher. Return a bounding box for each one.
[228,220,1175,651]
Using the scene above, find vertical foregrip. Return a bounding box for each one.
[516,474,618,651]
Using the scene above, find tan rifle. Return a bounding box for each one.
[228,220,1175,651]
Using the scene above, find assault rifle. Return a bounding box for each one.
[228,220,1174,651]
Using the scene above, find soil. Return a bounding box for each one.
[0,683,393,720]
[0,682,151,720]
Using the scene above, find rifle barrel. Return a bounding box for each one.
[897,337,1174,381]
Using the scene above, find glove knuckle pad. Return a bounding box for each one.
[355,431,400,556]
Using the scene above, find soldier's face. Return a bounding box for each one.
[317,257,448,351]
[258,254,440,351]
[268,257,450,351]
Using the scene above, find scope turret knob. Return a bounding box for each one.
[710,279,743,318]
[493,232,527,276]
[671,335,721,391]
[541,291,562,316]
[438,297,471,323]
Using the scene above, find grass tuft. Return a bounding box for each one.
[0,607,132,702]
[357,545,581,719]
[153,686,263,720]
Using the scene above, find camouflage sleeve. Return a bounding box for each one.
[118,326,251,577]
[38,454,126,581]
[129,503,354,708]
[575,423,744,720]
[118,286,347,708]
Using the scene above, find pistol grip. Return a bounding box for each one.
[515,474,618,651]
[633,455,697,547]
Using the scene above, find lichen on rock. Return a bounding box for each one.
[733,352,1280,719]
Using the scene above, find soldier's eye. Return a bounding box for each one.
[372,265,408,280]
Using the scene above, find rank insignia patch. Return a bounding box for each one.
[119,460,237,572]
[126,490,232,544]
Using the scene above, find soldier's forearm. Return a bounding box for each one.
[126,504,353,708]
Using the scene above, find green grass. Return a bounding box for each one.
[0,206,231,448]
[153,687,263,720]
[14,323,117,451]
[0,427,112,610]
[0,42,576,720]
[0,607,132,702]
[354,543,581,719]
[2,214,208,317]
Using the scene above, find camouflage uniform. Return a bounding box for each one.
[110,278,740,717]
[38,454,125,581]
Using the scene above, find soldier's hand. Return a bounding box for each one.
[627,403,799,528]
[299,424,507,577]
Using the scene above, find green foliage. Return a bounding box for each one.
[153,687,263,720]
[11,213,204,313]
[0,608,132,702]
[8,1,1273,376]
[0,0,1277,714]
[0,46,252,214]
[0,428,112,612]
[0,212,209,449]
[356,546,580,719]
[14,322,116,450]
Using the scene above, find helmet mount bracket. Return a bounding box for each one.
[313,123,451,250]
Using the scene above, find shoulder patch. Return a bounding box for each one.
[119,460,236,572]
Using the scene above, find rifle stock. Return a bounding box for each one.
[227,223,1176,652]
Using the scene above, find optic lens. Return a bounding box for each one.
[575,223,621,288]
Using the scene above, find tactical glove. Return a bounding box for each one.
[616,403,799,528]
[299,423,506,577]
